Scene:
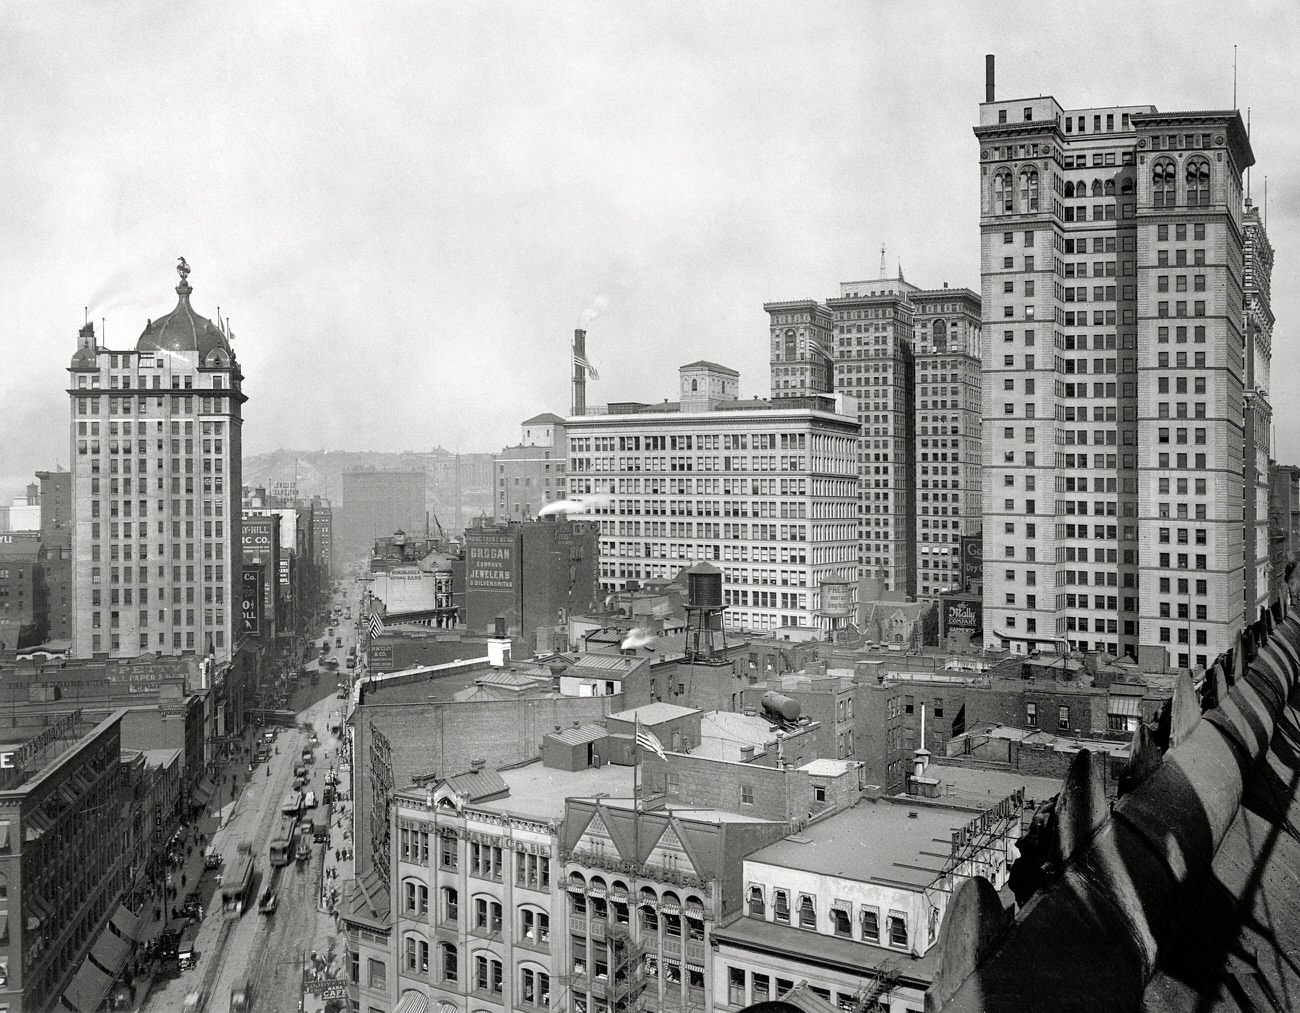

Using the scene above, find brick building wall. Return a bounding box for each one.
[641,750,818,822]
[352,694,620,875]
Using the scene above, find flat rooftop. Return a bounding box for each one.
[577,796,778,825]
[396,760,637,822]
[693,712,783,762]
[912,763,1063,807]
[608,701,699,725]
[745,799,979,890]
[357,663,497,705]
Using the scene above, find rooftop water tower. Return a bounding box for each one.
[683,561,728,665]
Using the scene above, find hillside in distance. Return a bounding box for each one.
[244,449,496,533]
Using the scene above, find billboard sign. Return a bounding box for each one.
[369,644,394,671]
[466,533,517,591]
[241,565,263,635]
[942,596,983,638]
[241,515,277,559]
[961,533,983,590]
[817,580,854,618]
[242,515,279,620]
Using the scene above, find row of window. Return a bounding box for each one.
[746,886,909,948]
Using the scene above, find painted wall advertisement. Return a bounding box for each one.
[961,533,983,590]
[466,533,517,591]
[942,597,984,637]
[242,515,278,619]
[241,565,263,636]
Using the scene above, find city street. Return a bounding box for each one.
[139,602,358,1013]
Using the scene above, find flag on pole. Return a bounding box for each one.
[635,717,667,761]
[367,612,384,639]
[573,347,600,381]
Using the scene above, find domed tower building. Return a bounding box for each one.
[67,260,245,670]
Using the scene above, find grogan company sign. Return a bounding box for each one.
[466,534,517,591]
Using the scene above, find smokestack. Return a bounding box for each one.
[985,54,995,103]
[572,328,587,416]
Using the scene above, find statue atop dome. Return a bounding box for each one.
[177,256,191,282]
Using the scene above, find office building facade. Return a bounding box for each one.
[68,263,245,663]
[566,364,859,634]
[975,77,1261,665]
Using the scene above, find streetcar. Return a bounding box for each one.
[269,812,301,867]
[281,790,304,816]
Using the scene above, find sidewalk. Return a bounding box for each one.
[302,702,355,1013]
[127,750,259,1011]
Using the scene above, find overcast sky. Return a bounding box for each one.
[3,1,1298,497]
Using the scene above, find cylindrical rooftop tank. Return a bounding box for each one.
[762,691,802,723]
[686,563,723,608]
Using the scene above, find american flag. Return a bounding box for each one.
[367,612,384,639]
[635,717,666,761]
[573,348,600,381]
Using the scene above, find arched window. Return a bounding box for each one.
[404,932,430,972]
[1152,160,1175,208]
[1120,177,1135,195]
[520,906,550,944]
[1186,158,1210,207]
[1064,181,1075,199]
[1090,180,1102,197]
[1018,169,1039,212]
[439,942,460,984]
[993,171,1013,214]
[402,878,428,915]
[691,379,698,391]
[520,964,551,1008]
[1104,179,1115,196]
[441,885,459,924]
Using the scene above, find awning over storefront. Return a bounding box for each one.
[91,923,132,976]
[110,904,141,942]
[62,958,114,1013]
[192,778,216,806]
[394,991,431,1013]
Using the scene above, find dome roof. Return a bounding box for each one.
[136,261,233,363]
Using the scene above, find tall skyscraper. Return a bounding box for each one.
[974,62,1263,666]
[827,278,919,596]
[764,299,834,398]
[1242,197,1274,620]
[912,288,984,598]
[68,261,245,662]
[766,279,983,601]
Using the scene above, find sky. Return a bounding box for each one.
[3,1,1299,498]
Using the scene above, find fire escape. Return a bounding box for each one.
[852,960,900,1012]
[558,918,647,1013]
